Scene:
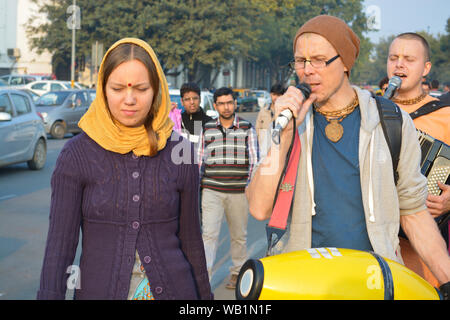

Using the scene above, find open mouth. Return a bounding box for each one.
[394,72,407,79]
[307,83,321,91]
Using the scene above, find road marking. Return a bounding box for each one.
[0,194,16,201]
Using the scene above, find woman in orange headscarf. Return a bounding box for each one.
[37,38,212,300]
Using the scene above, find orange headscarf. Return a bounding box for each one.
[78,38,173,156]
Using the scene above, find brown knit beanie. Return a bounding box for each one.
[293,15,360,73]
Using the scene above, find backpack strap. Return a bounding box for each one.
[373,95,403,185]
[409,99,448,120]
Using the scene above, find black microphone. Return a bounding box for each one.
[383,76,402,100]
[272,83,311,144]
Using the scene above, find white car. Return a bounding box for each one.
[23,80,83,96]
[169,89,218,119]
[251,90,271,109]
[0,74,52,86]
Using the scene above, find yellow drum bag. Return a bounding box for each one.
[236,248,441,300]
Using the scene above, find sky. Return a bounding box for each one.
[363,0,450,43]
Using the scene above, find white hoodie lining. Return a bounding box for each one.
[368,130,375,222]
[306,113,316,216]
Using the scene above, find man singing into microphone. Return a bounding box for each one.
[246,15,450,295]
[386,32,450,287]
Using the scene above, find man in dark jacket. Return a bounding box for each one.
[180,82,212,144]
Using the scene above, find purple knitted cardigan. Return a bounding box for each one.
[37,131,212,300]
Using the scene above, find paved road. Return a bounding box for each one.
[0,112,268,300]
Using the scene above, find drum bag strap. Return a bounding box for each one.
[266,129,301,256]
[409,99,448,120]
[370,252,395,300]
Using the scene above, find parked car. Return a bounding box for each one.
[0,74,52,86]
[232,88,259,112]
[251,90,271,109]
[0,89,47,170]
[18,88,40,103]
[35,89,95,139]
[23,80,83,96]
[169,89,218,119]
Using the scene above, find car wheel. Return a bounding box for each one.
[27,139,47,170]
[50,121,66,139]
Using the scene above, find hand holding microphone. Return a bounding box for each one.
[272,83,315,144]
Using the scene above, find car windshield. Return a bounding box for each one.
[37,91,71,106]
[253,92,265,97]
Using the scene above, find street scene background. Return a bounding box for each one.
[0,0,449,300]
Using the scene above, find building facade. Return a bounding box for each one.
[166,57,274,90]
[0,0,52,76]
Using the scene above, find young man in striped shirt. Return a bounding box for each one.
[197,87,259,289]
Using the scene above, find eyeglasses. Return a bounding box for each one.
[215,101,235,107]
[182,96,200,102]
[289,54,340,70]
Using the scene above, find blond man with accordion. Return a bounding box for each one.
[387,32,450,287]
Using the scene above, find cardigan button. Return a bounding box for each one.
[132,221,140,230]
[132,194,140,202]
[155,286,163,294]
[132,171,140,179]
[144,256,151,264]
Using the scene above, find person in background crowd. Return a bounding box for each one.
[440,82,450,105]
[387,32,450,287]
[422,79,431,94]
[443,82,450,93]
[37,38,212,300]
[198,87,258,289]
[169,101,182,132]
[430,79,442,97]
[378,76,389,95]
[246,15,450,298]
[180,82,212,144]
[255,83,286,157]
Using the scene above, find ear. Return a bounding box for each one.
[422,61,432,77]
[213,103,218,111]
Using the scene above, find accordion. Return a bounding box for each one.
[417,129,450,196]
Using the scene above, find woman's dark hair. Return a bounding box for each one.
[102,43,161,155]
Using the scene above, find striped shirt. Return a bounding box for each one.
[198,116,259,193]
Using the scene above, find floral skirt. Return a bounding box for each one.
[127,252,155,300]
